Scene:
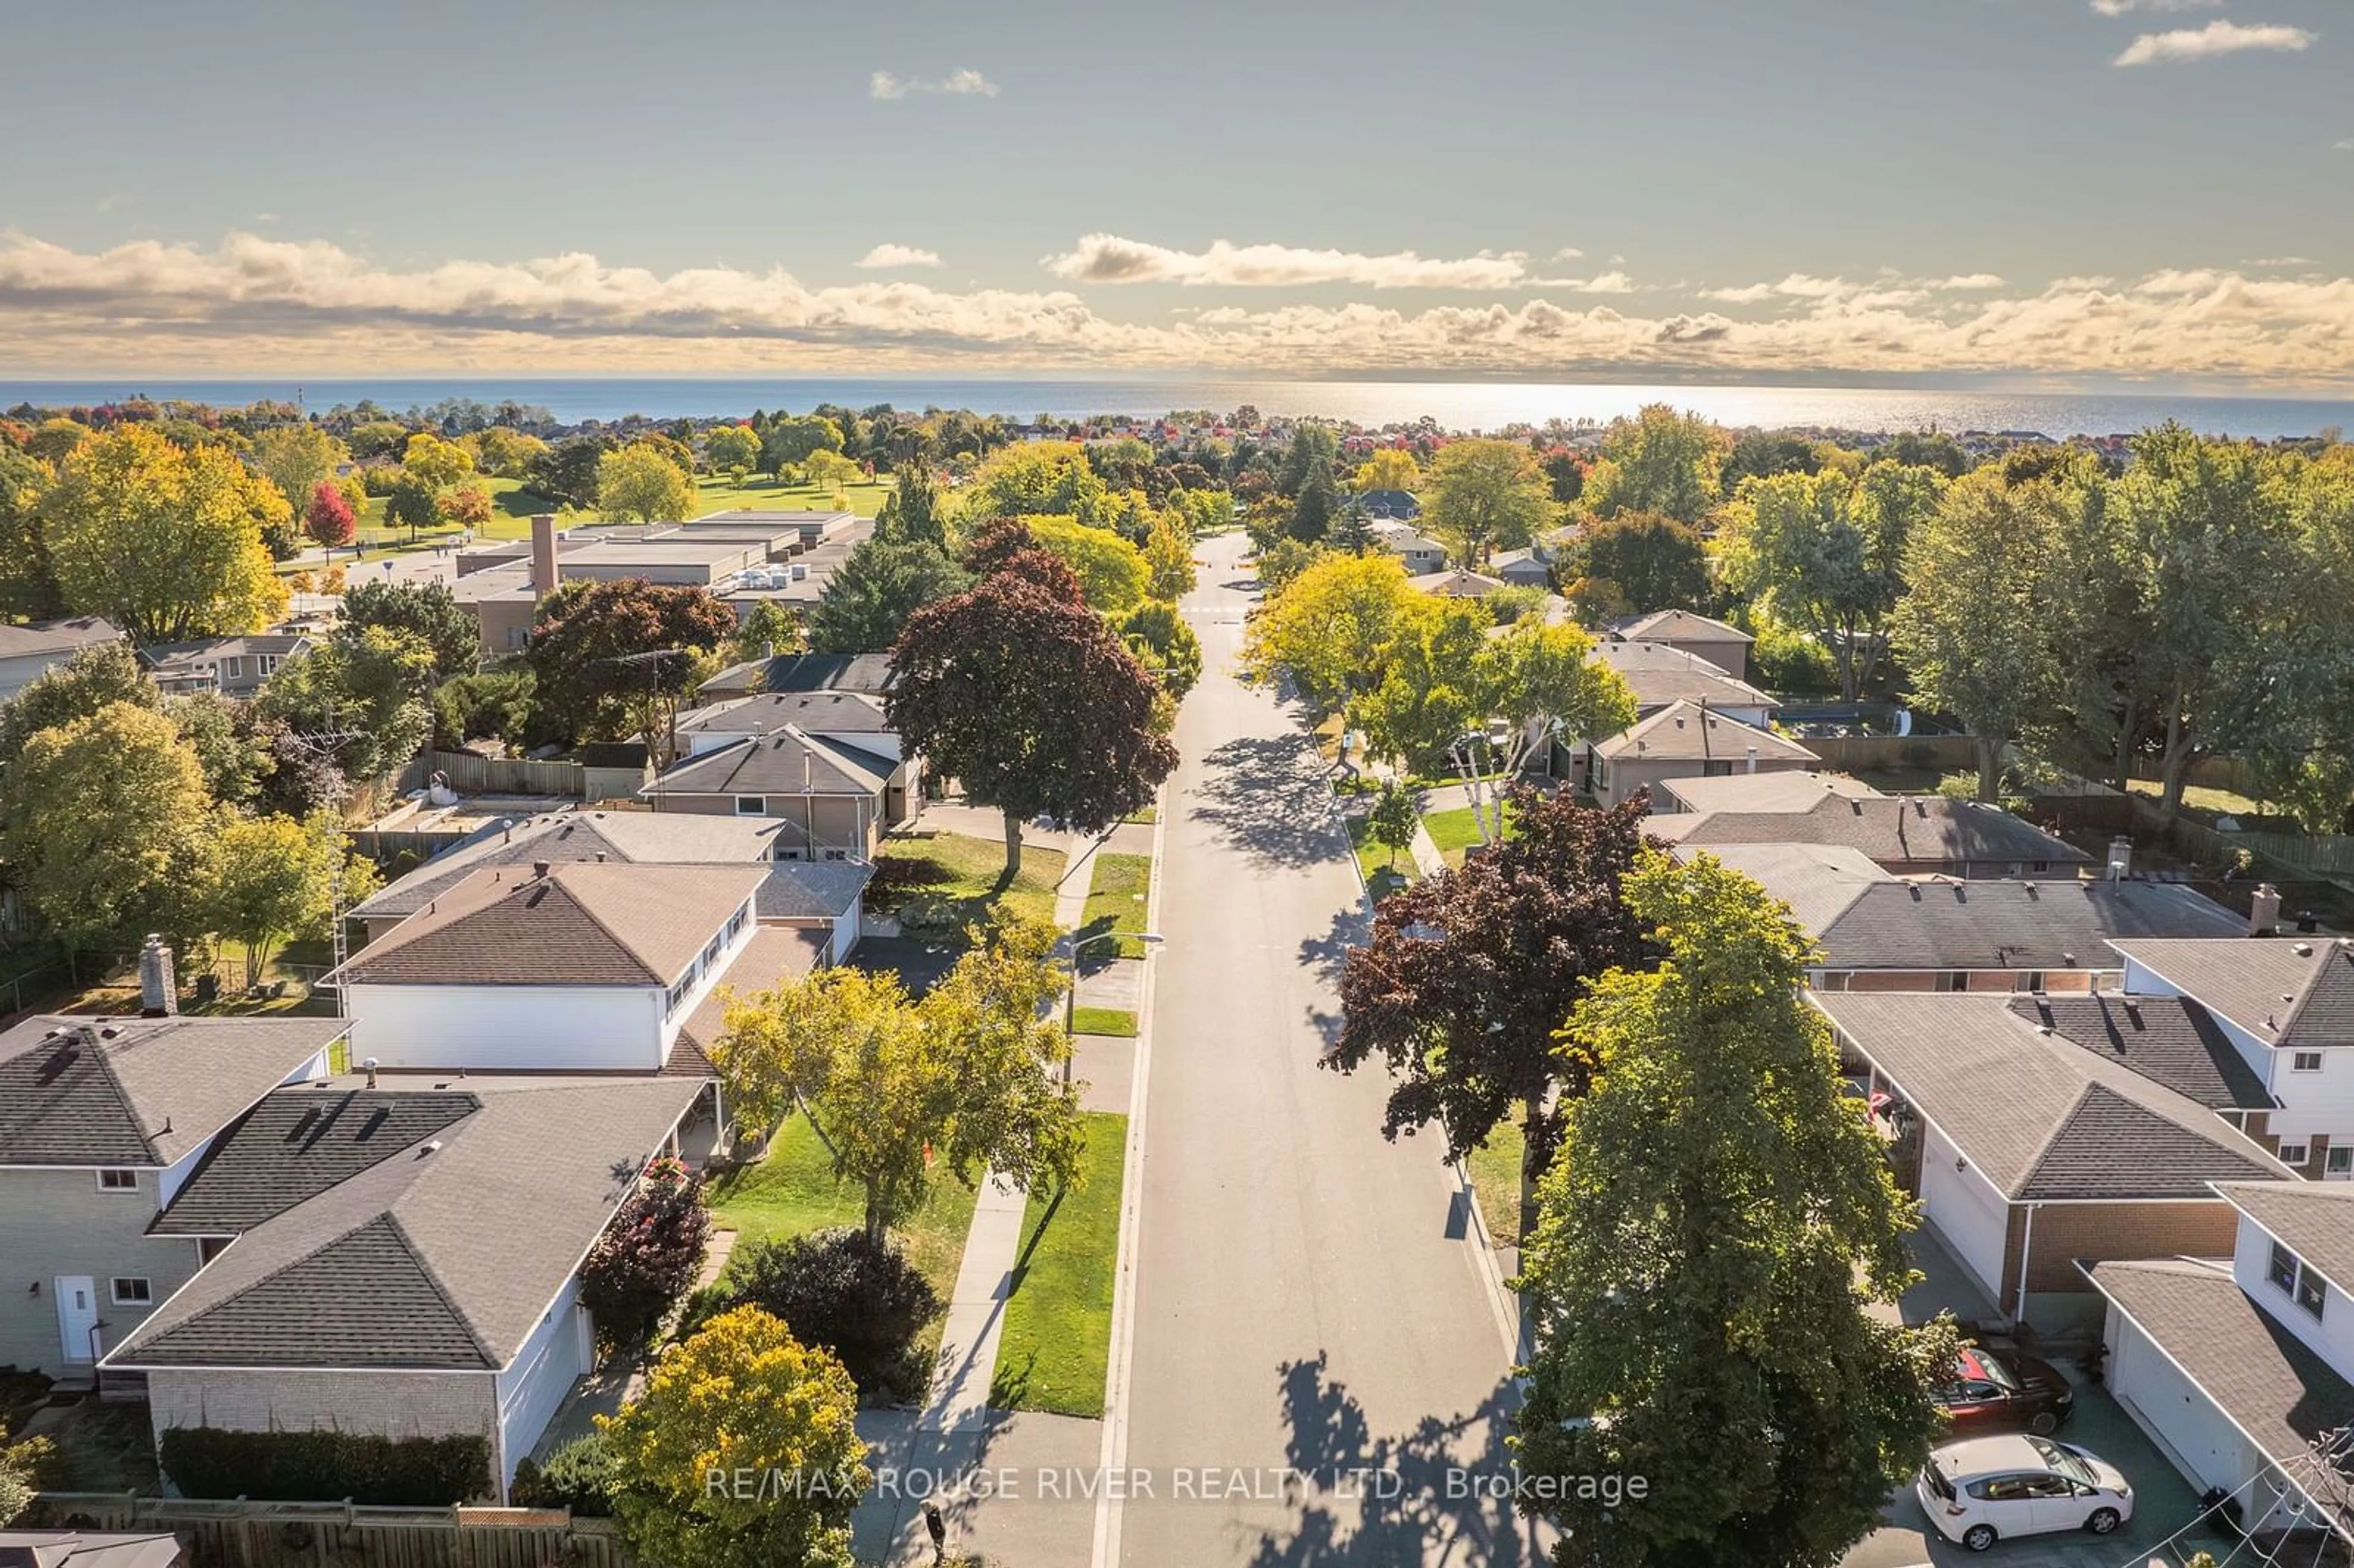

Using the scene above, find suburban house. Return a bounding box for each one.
[139,634,312,698]
[2109,934,2354,1181]
[1585,699,1819,810]
[1691,842,2248,991]
[1406,568,1509,600]
[1357,488,1421,521]
[2087,1181,2354,1542]
[1489,547,1556,588]
[0,1013,351,1377]
[696,650,899,704]
[1607,609,1754,681]
[101,1072,704,1499]
[0,617,121,701]
[1651,769,1885,815]
[0,1532,186,1568]
[1812,991,2293,1329]
[638,728,901,859]
[1365,519,1449,576]
[1593,641,1780,727]
[1645,790,2092,877]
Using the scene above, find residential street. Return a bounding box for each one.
[1113,533,1533,1567]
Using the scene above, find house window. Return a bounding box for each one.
[825,848,849,862]
[2298,1271,2329,1320]
[701,932,726,973]
[2294,1052,2325,1072]
[734,796,767,816]
[2279,1143,2311,1166]
[110,1278,151,1306]
[2018,973,2046,994]
[726,905,749,942]
[2271,1241,2328,1318]
[260,655,281,674]
[665,973,695,1018]
[2331,1147,2354,1178]
[220,657,244,681]
[96,1169,139,1192]
[2270,1242,2301,1293]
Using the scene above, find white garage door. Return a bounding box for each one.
[1918,1124,2009,1304]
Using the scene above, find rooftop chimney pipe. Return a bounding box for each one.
[529,514,559,598]
[137,935,177,1019]
[364,1057,379,1090]
[2251,882,2284,937]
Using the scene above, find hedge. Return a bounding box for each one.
[158,1426,492,1505]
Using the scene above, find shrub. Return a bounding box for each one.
[158,1427,490,1504]
[1747,617,1838,696]
[579,1157,711,1350]
[509,1431,616,1517]
[715,1228,942,1399]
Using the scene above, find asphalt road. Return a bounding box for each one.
[1114,533,1533,1568]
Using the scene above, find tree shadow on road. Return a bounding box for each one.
[1236,1353,1541,1568]
[1191,733,1352,870]
[1298,905,1368,987]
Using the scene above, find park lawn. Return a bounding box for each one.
[873,831,1067,939]
[1465,1121,1526,1249]
[1345,813,1414,900]
[1081,851,1154,958]
[706,1113,978,1369]
[329,471,894,555]
[1070,1006,1138,1038]
[2124,777,2273,819]
[991,1112,1127,1418]
[688,473,896,519]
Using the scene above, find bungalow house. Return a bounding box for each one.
[1693,842,2247,992]
[1365,520,1450,577]
[2109,935,2354,1181]
[1593,642,1780,728]
[0,617,121,701]
[1651,769,1885,815]
[1490,548,1556,590]
[1647,791,2092,878]
[695,650,899,706]
[639,728,896,860]
[140,634,311,698]
[2087,1182,2354,1543]
[0,1013,351,1376]
[1607,609,1753,682]
[102,1072,703,1499]
[1812,991,2293,1329]
[1358,488,1422,522]
[671,691,922,830]
[1586,700,1819,810]
[1406,568,1509,600]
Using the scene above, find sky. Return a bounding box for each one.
[1,0,2350,387]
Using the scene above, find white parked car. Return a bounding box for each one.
[1916,1434,2133,1551]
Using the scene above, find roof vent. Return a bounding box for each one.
[2295,942,2315,957]
[2036,1025,2053,1036]
[419,1140,443,1157]
[533,861,552,878]
[364,1057,379,1089]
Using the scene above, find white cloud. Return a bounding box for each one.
[1927,273,2006,290]
[2114,19,2315,66]
[4,232,2354,386]
[2247,256,2315,267]
[870,68,999,100]
[1042,233,1547,289]
[2337,138,2354,152]
[2090,0,2219,15]
[1552,246,1586,261]
[856,243,942,270]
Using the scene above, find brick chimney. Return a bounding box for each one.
[137,934,177,1018]
[2250,882,2283,937]
[530,513,559,598]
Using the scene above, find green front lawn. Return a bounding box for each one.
[705,1113,978,1370]
[872,832,1067,940]
[1080,851,1154,959]
[1070,1005,1138,1038]
[1346,812,1414,900]
[1420,804,1503,868]
[1465,1121,1526,1249]
[990,1112,1127,1418]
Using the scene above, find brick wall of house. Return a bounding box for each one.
[147,1368,500,1445]
[2000,1200,2242,1296]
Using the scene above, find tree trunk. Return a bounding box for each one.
[864,1182,889,1247]
[2159,682,2193,819]
[1002,808,1025,876]
[1518,1095,1548,1246]
[1976,736,2003,804]
[2111,691,2138,794]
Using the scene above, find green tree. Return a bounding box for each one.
[382,473,443,542]
[0,639,158,766]
[1723,430,1827,488]
[600,1306,866,1568]
[1423,438,1555,565]
[1142,512,1197,601]
[344,420,411,462]
[1366,779,1419,869]
[958,442,1104,525]
[525,579,737,762]
[701,424,761,487]
[251,424,348,515]
[25,417,90,466]
[1563,512,1710,617]
[340,579,482,680]
[730,599,804,664]
[1872,428,1973,479]
[401,431,475,491]
[713,919,1081,1241]
[166,690,274,807]
[874,462,946,547]
[528,435,612,508]
[1,1421,56,1526]
[473,426,548,479]
[596,445,697,523]
[1350,449,1422,493]
[207,813,372,975]
[0,702,218,960]
[1019,514,1149,614]
[255,624,440,790]
[1118,599,1203,699]
[0,446,64,620]
[1514,852,1953,1567]
[1241,551,1417,729]
[40,427,290,641]
[1583,404,1727,524]
[1277,423,1341,498]
[1288,466,1339,543]
[759,414,845,478]
[806,536,970,655]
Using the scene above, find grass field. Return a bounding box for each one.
[2124,777,2273,819]
[873,831,1067,940]
[1080,851,1154,959]
[990,1111,1128,1418]
[1345,813,1414,900]
[1465,1121,1526,1249]
[705,1112,978,1373]
[325,471,895,557]
[1419,805,1493,868]
[1070,1005,1138,1038]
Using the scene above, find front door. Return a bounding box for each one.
[55,1275,98,1363]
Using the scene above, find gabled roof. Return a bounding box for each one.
[1810,991,2289,1200]
[1677,842,1886,933]
[109,1076,700,1371]
[756,859,874,921]
[2215,1181,2354,1296]
[0,615,120,660]
[698,651,899,700]
[1811,879,2244,972]
[1593,641,1778,712]
[140,633,311,676]
[676,691,894,737]
[0,1014,351,1168]
[1613,609,1752,645]
[1655,769,1884,815]
[333,862,764,988]
[151,1088,479,1236]
[350,810,785,921]
[2109,937,2354,1051]
[674,926,834,1060]
[1591,701,1819,764]
[1650,791,2092,869]
[1406,568,1506,598]
[642,729,893,799]
[2008,994,2271,1111]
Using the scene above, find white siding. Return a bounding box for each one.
[830,904,861,966]
[2231,1212,2354,1379]
[2105,1301,2309,1534]
[343,984,668,1070]
[496,1273,588,1483]
[2122,958,2354,1138]
[1918,1123,2011,1305]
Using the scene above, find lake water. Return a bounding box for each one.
[6,377,2352,438]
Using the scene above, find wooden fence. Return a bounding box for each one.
[1799,733,1982,774]
[402,750,588,798]
[25,1493,631,1568]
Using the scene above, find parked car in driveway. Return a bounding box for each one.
[1935,1344,2075,1435]
[1917,1434,2133,1552]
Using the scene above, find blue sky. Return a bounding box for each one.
[2,0,2349,384]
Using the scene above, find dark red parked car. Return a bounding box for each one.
[1935,1345,2075,1435]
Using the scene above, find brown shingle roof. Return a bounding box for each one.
[674,926,832,1058]
[350,810,785,921]
[2215,1181,2354,1297]
[1593,642,1778,714]
[1615,609,1753,645]
[1652,792,2090,870]
[1592,701,1819,763]
[2110,937,2354,1051]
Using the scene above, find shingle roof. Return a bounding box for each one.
[0,1531,186,1568]
[756,859,873,920]
[674,926,833,1058]
[109,1077,700,1371]
[0,1014,351,1168]
[1679,842,1886,933]
[0,616,120,659]
[1593,641,1778,712]
[141,633,311,676]
[1810,991,2288,1200]
[1654,770,1885,815]
[2215,1181,2354,1296]
[1591,701,1819,763]
[2085,1255,2354,1510]
[1615,609,1753,645]
[1807,879,2245,972]
[642,729,893,799]
[351,810,785,920]
[1406,569,1507,598]
[151,1089,479,1235]
[1650,792,2091,869]
[2008,994,2271,1111]
[334,862,764,987]
[698,651,899,699]
[676,691,894,737]
[2109,937,2354,1051]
